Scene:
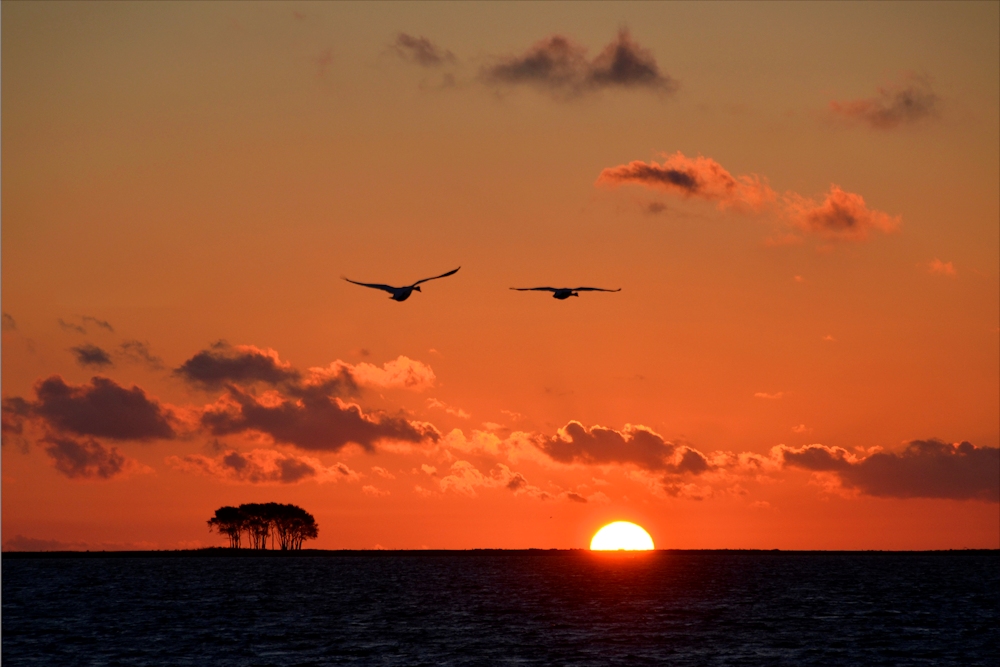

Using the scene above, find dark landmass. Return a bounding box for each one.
[3,547,996,559]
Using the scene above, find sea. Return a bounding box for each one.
[2,550,997,666]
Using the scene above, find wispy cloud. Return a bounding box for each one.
[81,316,114,332]
[927,258,956,277]
[392,33,456,67]
[597,152,776,212]
[784,185,901,241]
[754,391,784,400]
[119,340,164,369]
[70,343,113,369]
[58,318,86,334]
[598,151,901,243]
[830,75,939,130]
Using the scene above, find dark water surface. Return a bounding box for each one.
[3,550,997,666]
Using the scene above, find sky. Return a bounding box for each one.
[2,1,998,551]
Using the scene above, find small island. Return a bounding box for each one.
[207,503,318,550]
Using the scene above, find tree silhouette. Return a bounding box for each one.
[207,503,318,550]
[207,506,245,549]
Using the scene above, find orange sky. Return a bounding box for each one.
[3,1,998,551]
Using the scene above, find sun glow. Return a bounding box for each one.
[590,521,655,551]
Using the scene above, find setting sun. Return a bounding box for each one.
[590,521,655,551]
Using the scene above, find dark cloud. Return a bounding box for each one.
[81,316,114,332]
[392,33,456,67]
[781,440,999,502]
[70,343,114,368]
[2,397,31,447]
[175,341,300,389]
[42,435,127,479]
[217,450,317,483]
[586,29,676,91]
[507,472,528,491]
[58,318,86,334]
[540,421,709,474]
[119,340,164,369]
[485,35,588,90]
[830,76,939,129]
[673,447,710,475]
[610,163,698,192]
[28,375,176,441]
[483,29,675,97]
[2,312,15,331]
[201,385,438,452]
[565,491,588,503]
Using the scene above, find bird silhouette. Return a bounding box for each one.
[510,286,621,300]
[344,267,460,301]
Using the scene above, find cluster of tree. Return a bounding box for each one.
[207,503,318,550]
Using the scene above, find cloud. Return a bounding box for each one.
[371,466,395,479]
[754,391,784,400]
[168,448,354,484]
[779,439,999,501]
[349,356,436,390]
[597,152,900,243]
[21,375,176,441]
[58,318,86,334]
[308,356,435,392]
[41,435,141,480]
[81,316,114,332]
[438,460,548,498]
[587,29,678,92]
[175,341,300,389]
[2,396,31,446]
[200,385,438,452]
[2,312,15,331]
[596,152,776,211]
[119,340,164,369]
[392,33,456,67]
[362,485,390,497]
[440,427,541,464]
[2,535,77,551]
[70,343,113,368]
[427,398,470,419]
[784,185,901,241]
[539,421,710,474]
[927,259,956,277]
[830,76,939,129]
[483,29,676,97]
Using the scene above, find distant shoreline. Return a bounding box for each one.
[3,548,996,559]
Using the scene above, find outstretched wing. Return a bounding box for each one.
[412,267,461,287]
[510,287,558,292]
[343,278,398,293]
[572,287,621,292]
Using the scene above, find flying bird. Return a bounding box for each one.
[510,286,621,300]
[343,267,460,301]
